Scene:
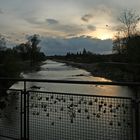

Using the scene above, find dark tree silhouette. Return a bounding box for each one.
[14,34,46,65]
[0,34,6,51]
[28,34,41,65]
[118,9,140,37]
[113,10,140,57]
[127,35,140,63]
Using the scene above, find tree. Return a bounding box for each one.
[113,32,121,54]
[0,34,6,51]
[113,10,140,55]
[118,9,140,37]
[82,48,87,55]
[13,34,46,64]
[0,35,6,63]
[127,35,140,63]
[13,43,31,60]
[28,34,41,65]
[113,32,127,54]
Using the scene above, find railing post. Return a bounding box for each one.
[134,87,139,140]
[21,90,23,140]
[23,81,29,140]
[27,90,29,140]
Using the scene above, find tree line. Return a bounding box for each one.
[0,34,46,79]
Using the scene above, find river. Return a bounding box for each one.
[11,60,133,97]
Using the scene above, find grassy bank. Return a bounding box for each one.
[51,58,140,82]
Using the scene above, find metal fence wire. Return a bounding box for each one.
[138,100,140,139]
[0,79,140,140]
[0,89,22,140]
[28,91,134,140]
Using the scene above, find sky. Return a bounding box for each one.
[0,0,140,55]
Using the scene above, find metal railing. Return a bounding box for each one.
[0,78,140,140]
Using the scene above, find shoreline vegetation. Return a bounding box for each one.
[0,34,46,95]
[50,58,140,82]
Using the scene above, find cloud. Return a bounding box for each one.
[81,14,93,22]
[0,8,3,14]
[87,25,96,31]
[21,15,86,37]
[45,18,85,36]
[24,17,43,25]
[40,36,112,55]
[56,24,84,34]
[1,0,140,41]
[46,18,59,25]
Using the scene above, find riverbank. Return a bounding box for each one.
[51,59,139,82]
[19,60,45,73]
[0,60,46,96]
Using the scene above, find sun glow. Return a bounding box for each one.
[87,29,114,40]
[97,34,112,40]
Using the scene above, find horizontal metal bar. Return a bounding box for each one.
[0,135,19,140]
[0,77,140,86]
[28,90,132,100]
[8,89,23,92]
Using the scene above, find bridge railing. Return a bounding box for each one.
[0,78,140,140]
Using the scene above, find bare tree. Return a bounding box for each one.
[113,32,122,54]
[113,9,140,54]
[118,9,140,37]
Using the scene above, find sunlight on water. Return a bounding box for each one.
[11,60,133,97]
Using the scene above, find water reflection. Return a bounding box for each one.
[11,60,133,97]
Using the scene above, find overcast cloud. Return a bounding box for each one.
[0,0,140,54]
[40,36,112,55]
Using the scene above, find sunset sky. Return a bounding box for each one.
[0,0,140,54]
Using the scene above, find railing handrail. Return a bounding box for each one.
[28,90,133,99]
[0,77,140,86]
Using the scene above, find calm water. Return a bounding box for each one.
[11,60,133,97]
[0,60,134,140]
